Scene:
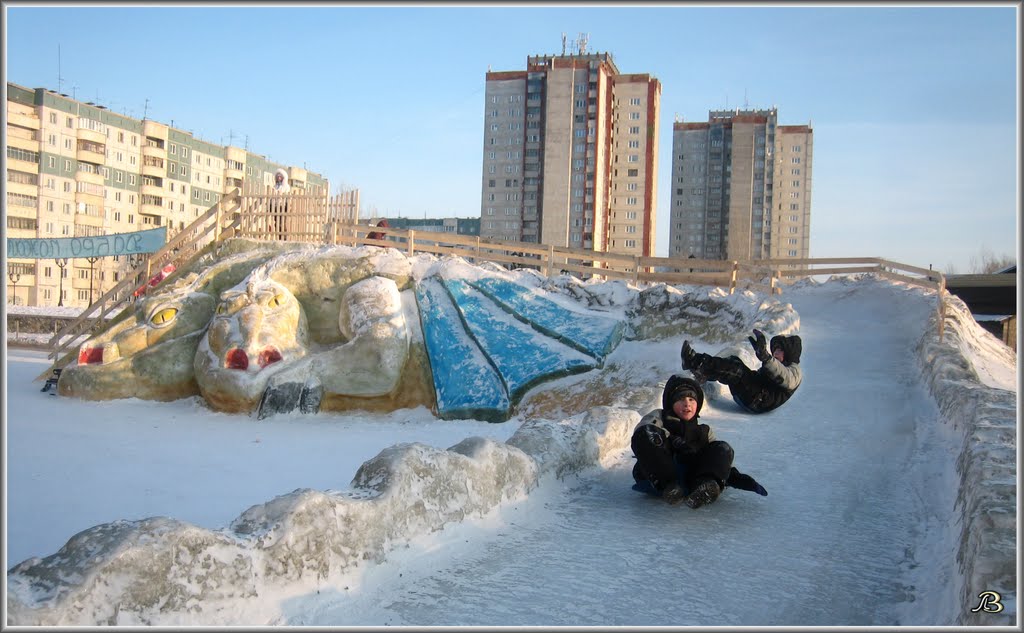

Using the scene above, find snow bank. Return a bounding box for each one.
[916,292,1017,626]
[5,406,639,625]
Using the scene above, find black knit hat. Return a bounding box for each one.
[662,374,704,416]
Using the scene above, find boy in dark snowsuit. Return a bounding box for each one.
[682,330,802,414]
[631,375,767,508]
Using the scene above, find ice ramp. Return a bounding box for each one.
[467,276,623,364]
[414,277,509,422]
[414,275,601,421]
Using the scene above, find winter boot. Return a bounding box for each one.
[684,477,722,509]
[681,341,704,372]
[661,482,686,506]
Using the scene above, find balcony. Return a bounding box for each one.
[77,127,105,145]
[8,111,40,130]
[141,160,165,178]
[141,183,164,198]
[77,147,106,164]
[141,203,164,216]
[75,169,104,187]
[143,120,169,141]
[75,190,104,206]
[74,211,104,228]
[142,144,165,159]
[225,167,244,181]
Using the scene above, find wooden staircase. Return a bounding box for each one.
[39,189,244,377]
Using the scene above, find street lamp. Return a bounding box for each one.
[7,267,21,305]
[55,257,68,307]
[86,256,99,305]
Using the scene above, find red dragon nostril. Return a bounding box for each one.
[258,347,283,368]
[225,348,249,370]
[78,348,104,365]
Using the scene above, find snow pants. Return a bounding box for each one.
[697,354,770,414]
[630,425,734,495]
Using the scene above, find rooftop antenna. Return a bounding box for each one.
[577,32,589,54]
[142,98,149,121]
[561,32,567,55]
[227,129,236,146]
[744,88,749,109]
[57,44,63,94]
[245,135,249,151]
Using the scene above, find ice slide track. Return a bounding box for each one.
[293,280,1006,627]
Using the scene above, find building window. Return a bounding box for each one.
[627,169,638,177]
[629,112,640,120]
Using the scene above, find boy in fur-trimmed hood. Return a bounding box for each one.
[682,330,802,414]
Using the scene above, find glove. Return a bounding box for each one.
[748,329,771,363]
[642,424,665,447]
[726,466,768,496]
[671,434,701,458]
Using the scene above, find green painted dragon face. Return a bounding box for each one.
[57,288,217,401]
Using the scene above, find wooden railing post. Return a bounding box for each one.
[407,230,416,257]
[937,275,947,342]
[633,255,640,285]
[729,260,739,294]
[546,244,555,278]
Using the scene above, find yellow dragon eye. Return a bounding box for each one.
[216,303,228,315]
[150,307,179,326]
[267,294,285,308]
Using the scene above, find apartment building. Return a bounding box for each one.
[668,108,813,262]
[378,216,481,236]
[5,82,329,309]
[479,50,660,260]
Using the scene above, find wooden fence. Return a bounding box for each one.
[41,189,949,372]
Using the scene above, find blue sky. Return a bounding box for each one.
[4,4,1018,273]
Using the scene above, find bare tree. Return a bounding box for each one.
[969,247,1016,274]
[948,247,1016,275]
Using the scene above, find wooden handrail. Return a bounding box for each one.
[44,194,953,370]
[45,190,242,364]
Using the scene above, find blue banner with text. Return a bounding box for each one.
[7,227,167,260]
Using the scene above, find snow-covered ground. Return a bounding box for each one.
[4,273,1018,626]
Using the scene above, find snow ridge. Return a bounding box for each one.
[5,407,637,626]
[915,292,1017,626]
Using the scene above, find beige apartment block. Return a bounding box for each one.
[5,82,330,309]
[480,49,660,261]
[668,108,813,263]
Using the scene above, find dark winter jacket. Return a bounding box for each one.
[633,375,768,496]
[745,334,802,413]
[637,375,716,453]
